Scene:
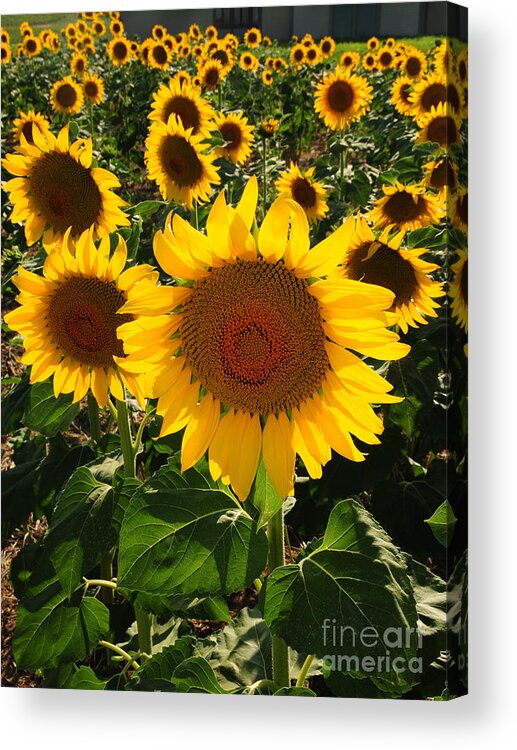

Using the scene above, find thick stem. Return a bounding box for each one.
[99,550,114,607]
[87,392,101,445]
[267,506,290,687]
[295,654,314,688]
[135,609,152,659]
[98,640,140,670]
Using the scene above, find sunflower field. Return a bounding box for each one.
[1,11,468,700]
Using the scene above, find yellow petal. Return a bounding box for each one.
[262,412,295,498]
[229,411,262,501]
[181,392,221,472]
[258,197,291,263]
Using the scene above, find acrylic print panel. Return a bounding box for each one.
[1,2,467,699]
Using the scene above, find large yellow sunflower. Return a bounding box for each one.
[451,187,468,234]
[368,181,445,232]
[12,110,51,146]
[2,124,129,249]
[408,72,464,118]
[149,78,214,135]
[107,36,132,66]
[314,67,373,130]
[114,181,409,500]
[244,27,262,48]
[449,250,468,332]
[416,102,463,147]
[214,111,255,165]
[400,47,427,79]
[198,58,226,89]
[147,39,172,70]
[391,76,414,116]
[422,156,459,198]
[342,217,444,333]
[82,72,105,106]
[275,162,329,224]
[3,228,157,406]
[145,114,220,208]
[50,76,84,115]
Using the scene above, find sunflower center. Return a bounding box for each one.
[248,33,257,44]
[56,83,78,109]
[347,243,417,307]
[159,134,203,186]
[406,56,421,76]
[427,116,456,146]
[22,121,36,144]
[460,259,468,305]
[212,49,229,66]
[380,51,392,66]
[26,38,37,53]
[327,81,354,112]
[30,151,102,235]
[48,276,132,367]
[400,83,411,102]
[153,45,168,64]
[458,60,467,82]
[430,160,456,190]
[294,49,303,62]
[343,55,352,66]
[163,95,201,131]
[447,83,461,111]
[113,41,128,60]
[457,194,468,226]
[84,80,99,98]
[421,82,447,110]
[75,58,85,72]
[219,121,242,151]
[307,48,317,60]
[291,177,317,209]
[322,41,331,54]
[384,191,426,222]
[180,259,329,414]
[205,67,220,85]
[366,55,374,66]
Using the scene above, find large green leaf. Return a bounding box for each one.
[13,553,109,670]
[22,380,80,437]
[128,637,195,692]
[260,500,419,684]
[118,470,268,597]
[44,467,114,597]
[68,666,107,690]
[171,657,227,694]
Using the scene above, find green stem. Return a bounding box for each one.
[248,678,280,694]
[262,136,267,215]
[98,640,140,670]
[132,409,153,458]
[87,392,101,445]
[135,609,152,659]
[83,578,117,590]
[99,551,115,607]
[267,506,290,687]
[295,654,314,688]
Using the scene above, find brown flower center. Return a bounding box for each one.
[219,121,243,151]
[327,80,354,112]
[163,95,201,131]
[48,276,132,367]
[159,135,203,186]
[180,259,329,414]
[30,151,102,234]
[322,40,331,54]
[427,116,457,146]
[113,40,128,60]
[421,82,446,111]
[383,191,426,223]
[152,44,168,65]
[56,83,78,109]
[212,48,229,67]
[204,67,220,86]
[291,177,317,209]
[460,259,468,305]
[84,80,99,98]
[26,38,37,53]
[406,56,421,77]
[346,243,417,307]
[294,49,303,62]
[430,160,456,190]
[458,60,467,82]
[379,51,393,67]
[21,121,37,144]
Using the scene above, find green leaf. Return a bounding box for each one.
[44,467,114,597]
[260,500,419,684]
[129,637,195,692]
[118,472,268,597]
[248,456,285,526]
[126,200,165,218]
[425,500,457,547]
[2,373,31,433]
[171,657,227,694]
[68,666,107,690]
[13,554,110,670]
[22,380,80,437]
[274,686,316,696]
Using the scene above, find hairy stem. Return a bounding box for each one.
[267,506,290,687]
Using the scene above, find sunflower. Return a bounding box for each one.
[339,50,360,71]
[314,67,373,131]
[1,42,12,64]
[391,76,414,116]
[189,23,202,40]
[224,33,239,49]
[400,47,427,79]
[2,124,129,249]
[290,43,305,67]
[262,69,274,86]
[130,40,140,57]
[263,36,272,46]
[432,40,453,76]
[197,59,226,90]
[260,118,279,137]
[12,110,51,146]
[342,217,444,333]
[214,111,255,165]
[457,48,468,87]
[76,20,88,35]
[362,52,377,71]
[174,70,192,88]
[449,250,468,332]
[376,46,395,71]
[244,27,262,48]
[110,19,124,37]
[82,72,105,106]
[273,56,288,73]
[149,78,215,135]
[367,36,379,51]
[451,187,468,234]
[109,11,121,20]
[386,37,396,49]
[145,114,220,208]
[320,36,336,58]
[115,182,409,500]
[92,19,106,36]
[107,36,132,66]
[275,162,329,224]
[416,102,463,147]
[422,156,458,197]
[408,72,464,118]
[50,76,84,116]
[22,35,42,57]
[139,38,153,65]
[3,228,157,407]
[210,41,235,74]
[368,181,445,232]
[305,44,322,65]
[205,25,218,40]
[162,34,176,53]
[152,24,167,40]
[1,27,10,45]
[147,40,172,70]
[70,51,88,77]
[239,51,259,72]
